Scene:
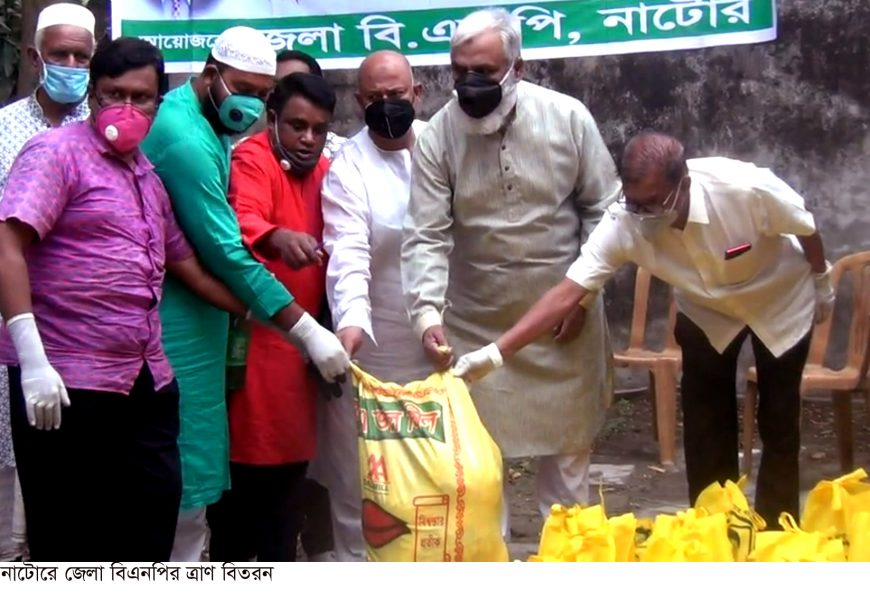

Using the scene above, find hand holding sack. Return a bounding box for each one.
[286,312,350,382]
[450,343,503,383]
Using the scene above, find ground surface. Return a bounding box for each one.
[5,387,865,563]
[504,389,870,560]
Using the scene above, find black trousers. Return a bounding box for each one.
[207,461,308,562]
[9,366,182,561]
[674,314,811,527]
[300,478,335,557]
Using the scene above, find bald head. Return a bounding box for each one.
[356,50,417,106]
[621,132,686,186]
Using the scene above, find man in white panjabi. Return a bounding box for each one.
[401,8,620,534]
[320,50,428,561]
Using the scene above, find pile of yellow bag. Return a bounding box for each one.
[530,468,870,562]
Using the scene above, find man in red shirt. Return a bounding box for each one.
[207,73,335,561]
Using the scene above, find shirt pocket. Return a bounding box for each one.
[716,241,759,286]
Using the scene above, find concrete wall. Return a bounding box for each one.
[165,1,865,387]
[321,0,868,382]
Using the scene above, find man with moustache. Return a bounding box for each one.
[141,26,348,561]
[209,72,337,562]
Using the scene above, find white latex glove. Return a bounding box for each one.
[813,262,835,324]
[7,313,70,430]
[286,312,350,382]
[451,343,504,383]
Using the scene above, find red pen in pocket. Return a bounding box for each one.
[724,242,752,260]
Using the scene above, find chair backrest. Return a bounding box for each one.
[626,267,678,352]
[806,250,870,377]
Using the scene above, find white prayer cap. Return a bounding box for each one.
[210,26,276,76]
[36,3,95,35]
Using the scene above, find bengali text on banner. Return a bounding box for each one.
[111,0,777,73]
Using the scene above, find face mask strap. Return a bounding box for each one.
[36,51,47,83]
[216,71,234,97]
[207,67,230,110]
[499,61,516,86]
[662,176,687,212]
[271,119,293,163]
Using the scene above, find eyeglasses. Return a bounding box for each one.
[617,176,686,218]
[96,91,160,112]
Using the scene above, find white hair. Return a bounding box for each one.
[451,8,522,64]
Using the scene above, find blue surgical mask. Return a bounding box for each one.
[211,73,264,134]
[40,57,89,104]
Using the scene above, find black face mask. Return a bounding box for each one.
[364,98,415,140]
[454,71,502,119]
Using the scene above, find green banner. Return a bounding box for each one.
[112,1,777,73]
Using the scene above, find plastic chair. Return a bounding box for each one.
[741,250,870,476]
[612,267,681,466]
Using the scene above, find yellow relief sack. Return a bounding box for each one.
[845,511,870,562]
[532,492,639,562]
[641,509,734,562]
[350,365,508,562]
[694,476,766,561]
[633,517,655,562]
[750,514,847,562]
[801,468,870,556]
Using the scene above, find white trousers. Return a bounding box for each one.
[170,507,208,562]
[501,451,592,541]
[307,383,365,562]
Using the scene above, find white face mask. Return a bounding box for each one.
[452,67,519,136]
[638,210,679,240]
[623,176,687,240]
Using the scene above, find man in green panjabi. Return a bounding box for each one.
[141,25,349,562]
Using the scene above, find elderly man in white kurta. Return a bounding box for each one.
[401,8,620,529]
[320,50,429,561]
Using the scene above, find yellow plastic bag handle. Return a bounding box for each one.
[778,513,801,532]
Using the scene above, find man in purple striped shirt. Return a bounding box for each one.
[0,37,246,561]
